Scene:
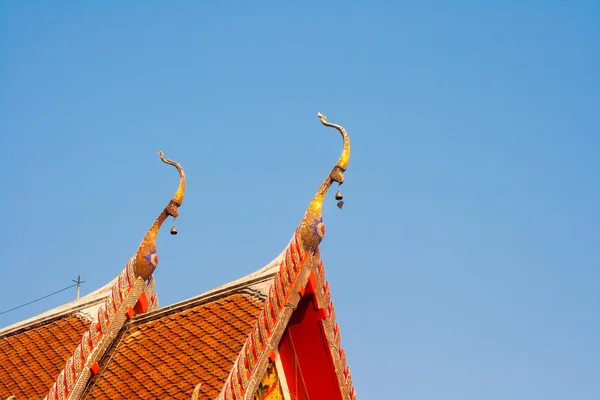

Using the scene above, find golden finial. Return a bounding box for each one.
[298,113,350,253]
[133,150,186,280]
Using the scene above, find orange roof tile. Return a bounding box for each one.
[0,315,90,399]
[83,293,263,399]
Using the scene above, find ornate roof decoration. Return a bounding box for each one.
[0,315,90,399]
[134,150,186,280]
[84,292,264,399]
[214,113,356,400]
[298,112,350,254]
[43,151,186,400]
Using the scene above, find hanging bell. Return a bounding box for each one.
[335,190,343,200]
[170,226,178,235]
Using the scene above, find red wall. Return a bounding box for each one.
[278,294,343,400]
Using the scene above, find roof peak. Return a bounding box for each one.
[1,150,186,338]
[0,236,288,338]
[298,113,351,254]
[134,150,186,280]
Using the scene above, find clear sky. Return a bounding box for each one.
[1,2,599,399]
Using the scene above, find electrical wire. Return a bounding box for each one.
[0,283,79,315]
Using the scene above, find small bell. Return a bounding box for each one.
[170,226,178,235]
[335,190,343,200]
[337,201,344,209]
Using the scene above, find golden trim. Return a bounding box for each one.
[133,150,186,279]
[298,113,350,253]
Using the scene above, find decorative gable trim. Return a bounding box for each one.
[219,230,310,400]
[213,113,356,400]
[216,233,356,400]
[43,260,158,400]
[309,260,356,400]
[41,151,186,400]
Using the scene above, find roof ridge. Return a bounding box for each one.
[79,287,265,399]
[215,113,357,400]
[41,151,186,400]
[0,278,116,338]
[125,272,275,328]
[43,259,158,400]
[0,236,287,339]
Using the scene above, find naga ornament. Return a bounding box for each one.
[298,113,350,253]
[133,150,186,279]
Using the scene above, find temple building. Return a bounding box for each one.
[0,113,356,400]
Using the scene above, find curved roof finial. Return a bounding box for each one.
[298,113,350,253]
[133,150,186,280]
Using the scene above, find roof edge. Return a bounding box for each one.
[0,278,116,338]
[0,237,288,338]
[127,272,274,327]
[127,242,289,326]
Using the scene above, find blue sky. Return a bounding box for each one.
[1,2,599,399]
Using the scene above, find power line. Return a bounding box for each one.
[0,283,79,315]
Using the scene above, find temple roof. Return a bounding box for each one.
[0,315,90,399]
[1,113,356,400]
[83,289,265,399]
[0,280,115,338]
[0,265,278,400]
